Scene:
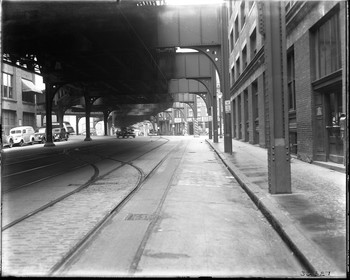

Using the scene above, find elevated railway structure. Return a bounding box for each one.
[2,0,224,145]
[1,0,291,193]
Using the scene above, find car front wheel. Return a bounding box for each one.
[19,140,24,146]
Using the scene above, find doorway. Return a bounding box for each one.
[325,90,343,163]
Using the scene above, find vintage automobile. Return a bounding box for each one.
[116,127,136,138]
[7,126,35,147]
[52,122,75,135]
[34,125,69,143]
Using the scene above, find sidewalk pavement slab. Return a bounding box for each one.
[206,137,347,277]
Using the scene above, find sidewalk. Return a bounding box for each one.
[206,137,347,277]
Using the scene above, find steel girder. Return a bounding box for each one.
[2,1,228,147]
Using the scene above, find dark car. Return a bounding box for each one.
[34,126,68,143]
[116,127,136,139]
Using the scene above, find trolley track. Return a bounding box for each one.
[2,137,169,231]
[2,137,166,193]
[49,138,184,275]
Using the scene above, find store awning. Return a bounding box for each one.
[22,79,44,94]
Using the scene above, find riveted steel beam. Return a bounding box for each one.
[156,3,230,150]
[262,1,291,194]
[156,5,220,48]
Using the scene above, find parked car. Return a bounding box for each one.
[116,127,136,138]
[7,126,35,147]
[34,127,47,143]
[34,125,69,143]
[52,122,75,135]
[53,127,69,141]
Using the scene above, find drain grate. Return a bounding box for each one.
[125,213,156,221]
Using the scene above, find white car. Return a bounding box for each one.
[7,126,35,147]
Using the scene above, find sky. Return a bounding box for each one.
[34,75,45,91]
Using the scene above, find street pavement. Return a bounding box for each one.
[57,136,304,277]
[1,135,347,277]
[206,137,347,277]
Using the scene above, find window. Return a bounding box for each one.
[2,110,16,135]
[240,1,246,30]
[287,50,296,110]
[231,66,235,84]
[189,109,193,118]
[250,28,257,60]
[22,79,36,103]
[230,30,234,52]
[2,73,13,99]
[234,17,239,42]
[314,11,341,79]
[236,57,241,79]
[242,46,247,69]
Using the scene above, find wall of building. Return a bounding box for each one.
[229,1,266,147]
[1,63,37,135]
[227,0,346,165]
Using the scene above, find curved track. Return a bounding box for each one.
[1,137,170,231]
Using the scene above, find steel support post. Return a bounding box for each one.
[103,110,109,136]
[211,66,219,143]
[43,83,55,147]
[221,4,232,153]
[193,96,199,137]
[84,92,92,141]
[263,1,291,194]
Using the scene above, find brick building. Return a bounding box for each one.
[228,0,347,165]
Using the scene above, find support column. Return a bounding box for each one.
[211,66,219,143]
[76,116,81,135]
[208,113,213,139]
[103,110,109,136]
[84,92,93,141]
[221,4,232,153]
[56,106,65,127]
[193,96,199,137]
[262,1,291,193]
[43,82,56,147]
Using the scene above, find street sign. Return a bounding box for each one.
[225,100,231,113]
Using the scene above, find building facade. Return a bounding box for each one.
[228,0,347,165]
[1,63,39,135]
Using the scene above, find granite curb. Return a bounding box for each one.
[206,139,340,276]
